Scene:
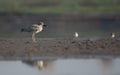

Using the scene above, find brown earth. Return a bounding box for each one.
[0,38,120,59]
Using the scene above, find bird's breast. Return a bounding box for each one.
[36,26,43,33]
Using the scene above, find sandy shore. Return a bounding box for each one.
[0,38,120,59]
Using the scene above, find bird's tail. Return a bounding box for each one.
[21,28,25,32]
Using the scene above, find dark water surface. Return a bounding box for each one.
[0,59,120,75]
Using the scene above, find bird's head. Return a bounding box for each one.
[38,22,48,27]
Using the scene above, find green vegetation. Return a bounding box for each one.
[0,0,120,14]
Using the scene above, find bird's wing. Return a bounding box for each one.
[32,24,39,30]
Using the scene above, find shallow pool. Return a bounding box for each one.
[0,59,120,75]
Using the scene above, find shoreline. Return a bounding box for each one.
[0,55,120,60]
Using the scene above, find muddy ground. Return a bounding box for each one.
[0,13,120,59]
[0,38,120,59]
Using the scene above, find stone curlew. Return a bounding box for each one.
[21,22,47,42]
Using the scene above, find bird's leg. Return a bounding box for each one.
[32,32,36,42]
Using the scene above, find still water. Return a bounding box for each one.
[0,59,120,75]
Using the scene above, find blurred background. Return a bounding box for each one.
[0,0,120,38]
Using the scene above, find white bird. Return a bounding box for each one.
[74,32,79,38]
[21,22,47,42]
[111,32,115,39]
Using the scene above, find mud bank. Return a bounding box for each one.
[0,38,120,59]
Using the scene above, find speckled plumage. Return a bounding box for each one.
[21,22,47,42]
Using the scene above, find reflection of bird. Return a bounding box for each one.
[36,60,44,69]
[22,60,55,70]
[21,22,47,42]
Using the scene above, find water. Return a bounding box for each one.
[0,59,120,75]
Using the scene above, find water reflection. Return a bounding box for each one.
[22,59,55,70]
[0,59,120,75]
[101,59,115,75]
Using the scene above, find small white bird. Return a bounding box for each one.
[74,32,79,38]
[111,32,115,39]
[21,22,47,42]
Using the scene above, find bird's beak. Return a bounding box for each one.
[44,25,48,27]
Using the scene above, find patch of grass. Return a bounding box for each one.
[0,0,120,14]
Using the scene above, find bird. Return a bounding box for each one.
[21,22,47,42]
[111,32,115,39]
[74,32,79,38]
[111,32,120,39]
